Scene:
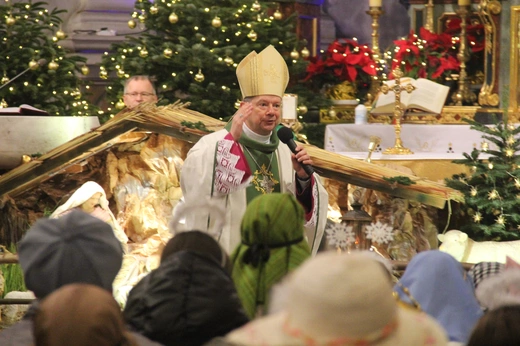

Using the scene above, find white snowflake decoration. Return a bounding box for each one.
[365,221,394,245]
[325,222,356,250]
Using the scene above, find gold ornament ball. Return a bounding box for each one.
[100,70,108,79]
[150,5,159,15]
[29,60,40,70]
[224,56,234,66]
[81,65,90,76]
[169,12,179,24]
[56,29,66,40]
[301,47,310,59]
[194,70,205,83]
[115,100,126,110]
[247,30,258,42]
[117,70,125,78]
[138,14,146,23]
[273,9,283,20]
[48,61,59,71]
[0,98,8,108]
[163,48,173,58]
[234,100,241,109]
[6,16,15,26]
[290,49,300,60]
[298,104,308,115]
[1,76,9,85]
[139,49,148,58]
[128,19,137,29]
[212,16,222,28]
[252,1,261,11]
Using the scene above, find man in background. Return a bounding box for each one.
[123,75,158,109]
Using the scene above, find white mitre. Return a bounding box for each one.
[236,45,289,98]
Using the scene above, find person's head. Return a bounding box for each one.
[395,250,483,343]
[241,95,282,135]
[467,305,520,346]
[123,75,157,109]
[18,210,123,299]
[34,283,137,346]
[236,45,289,135]
[80,191,102,213]
[226,252,448,345]
[161,230,231,274]
[49,181,110,218]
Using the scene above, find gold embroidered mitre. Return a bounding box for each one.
[236,45,289,98]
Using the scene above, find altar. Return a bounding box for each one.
[324,123,491,181]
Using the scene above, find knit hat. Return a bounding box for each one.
[18,210,123,298]
[231,193,311,318]
[226,252,448,345]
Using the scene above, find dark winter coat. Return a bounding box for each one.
[123,250,249,346]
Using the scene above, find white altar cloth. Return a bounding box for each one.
[324,124,495,159]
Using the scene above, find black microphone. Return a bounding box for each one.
[0,59,47,91]
[277,126,314,177]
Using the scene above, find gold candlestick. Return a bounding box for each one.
[380,68,415,155]
[365,6,384,106]
[365,136,381,163]
[452,5,477,106]
[424,0,435,32]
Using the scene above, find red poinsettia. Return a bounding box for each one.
[444,17,485,53]
[304,38,377,87]
[389,27,460,82]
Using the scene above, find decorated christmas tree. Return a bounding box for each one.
[100,0,329,122]
[445,113,520,241]
[0,1,98,116]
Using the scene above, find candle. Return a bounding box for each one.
[458,0,470,5]
[369,0,382,7]
[282,94,297,120]
[355,104,368,124]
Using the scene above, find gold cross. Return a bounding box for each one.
[379,67,415,155]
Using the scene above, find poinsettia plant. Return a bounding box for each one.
[303,38,377,101]
[388,27,460,82]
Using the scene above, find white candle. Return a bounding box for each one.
[282,94,297,120]
[355,104,368,124]
[369,0,382,7]
[458,0,470,5]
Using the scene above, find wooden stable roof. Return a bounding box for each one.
[0,102,463,208]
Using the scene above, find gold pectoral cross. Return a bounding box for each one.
[251,164,279,194]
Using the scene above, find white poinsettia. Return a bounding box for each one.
[365,221,394,245]
[325,222,356,250]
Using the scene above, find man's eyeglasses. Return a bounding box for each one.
[124,92,155,98]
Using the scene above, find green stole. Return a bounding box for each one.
[224,122,281,202]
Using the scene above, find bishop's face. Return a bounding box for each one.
[244,95,282,136]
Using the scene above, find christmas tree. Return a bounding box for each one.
[0,1,98,116]
[100,0,330,122]
[445,114,520,241]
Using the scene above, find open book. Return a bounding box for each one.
[371,78,450,115]
[0,104,49,115]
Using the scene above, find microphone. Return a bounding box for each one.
[0,59,47,91]
[277,126,314,177]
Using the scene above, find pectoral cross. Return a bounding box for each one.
[260,175,275,194]
[379,67,416,155]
